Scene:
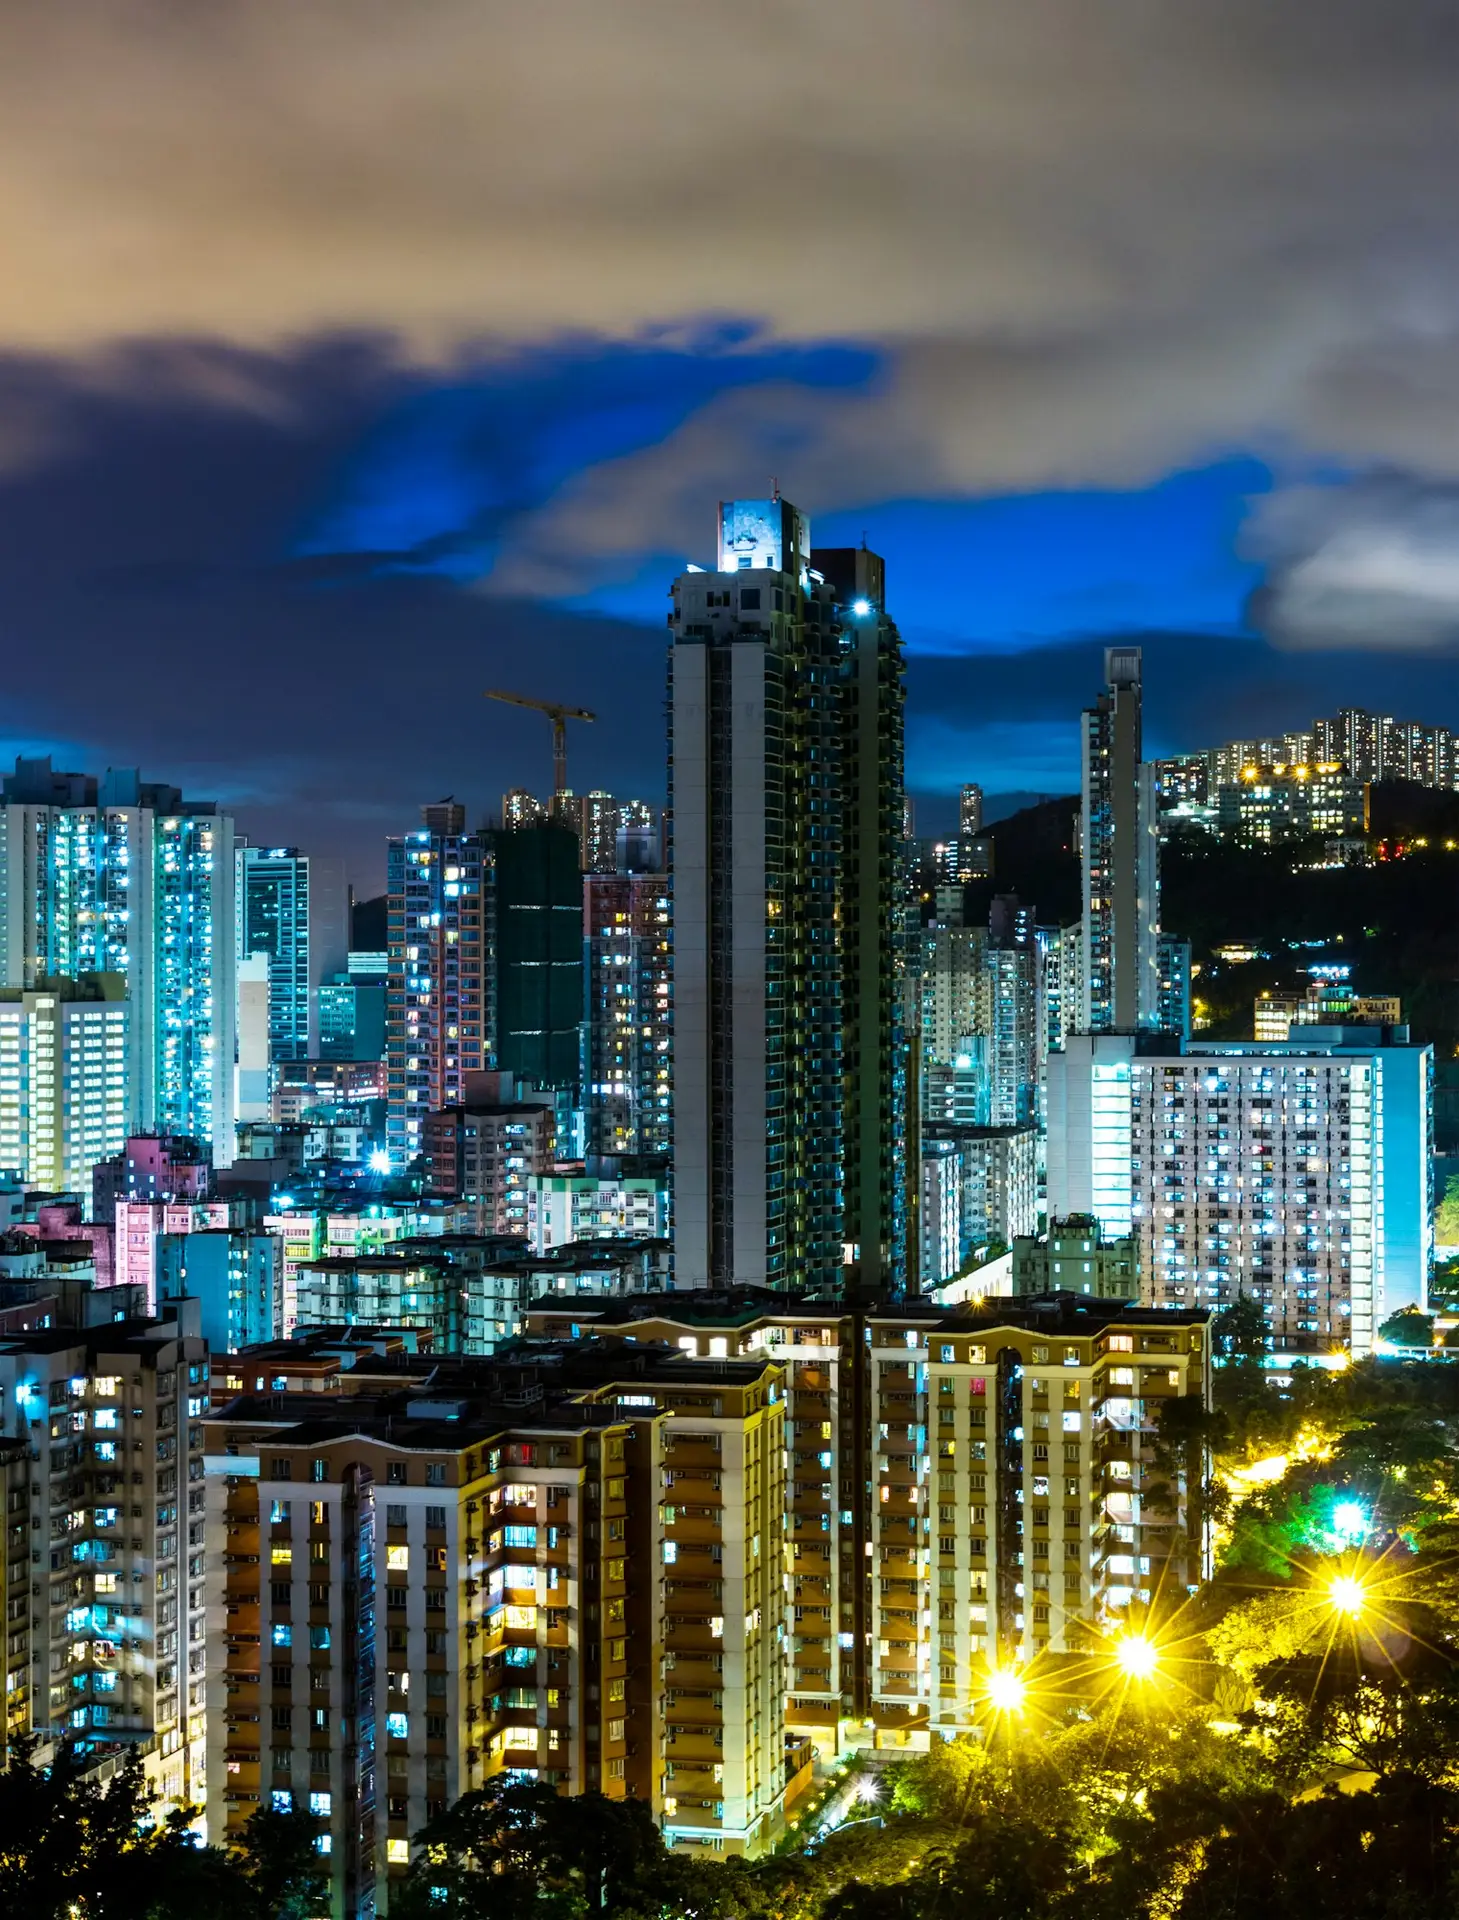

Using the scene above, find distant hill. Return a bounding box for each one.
[964,794,1081,927]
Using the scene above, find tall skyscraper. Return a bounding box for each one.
[0,758,236,1163]
[815,543,907,1296]
[959,783,984,837]
[385,810,493,1170]
[493,820,583,1091]
[583,869,671,1156]
[236,847,310,1060]
[669,497,905,1293]
[984,895,1041,1128]
[1078,648,1159,1032]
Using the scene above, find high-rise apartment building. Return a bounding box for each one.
[920,924,987,1067]
[583,872,671,1159]
[0,758,237,1162]
[422,1075,556,1233]
[1079,650,1159,1033]
[985,896,1041,1128]
[527,1293,1211,1743]
[0,979,128,1194]
[1047,1028,1433,1353]
[669,500,906,1293]
[0,1313,209,1802]
[959,783,984,838]
[236,848,311,1061]
[385,812,493,1171]
[235,849,348,1062]
[205,1338,790,1905]
[570,791,617,872]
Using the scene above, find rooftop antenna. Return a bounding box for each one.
[771,477,780,501]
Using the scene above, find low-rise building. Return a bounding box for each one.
[525,1160,670,1253]
[1216,762,1368,843]
[1012,1215,1139,1299]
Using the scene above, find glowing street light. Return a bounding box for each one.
[855,1776,880,1804]
[983,1667,1027,1714]
[1112,1633,1160,1680]
[1327,1573,1368,1618]
[1332,1501,1369,1543]
[368,1147,392,1175]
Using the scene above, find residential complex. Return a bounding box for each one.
[0,756,237,1162]
[385,809,493,1170]
[1047,1028,1433,1354]
[204,1336,790,1904]
[525,1293,1211,1741]
[583,870,671,1157]
[1215,762,1368,844]
[0,1312,210,1802]
[0,979,129,1195]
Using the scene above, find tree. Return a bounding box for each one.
[1437,1174,1459,1247]
[0,1738,243,1919]
[1212,1293,1268,1365]
[391,1776,710,1920]
[1378,1305,1436,1348]
[231,1805,331,1920]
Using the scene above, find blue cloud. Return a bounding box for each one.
[295,328,879,575]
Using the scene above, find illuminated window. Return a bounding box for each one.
[386,1545,409,1571]
[387,1839,409,1865]
[271,1546,292,1566]
[386,1712,408,1739]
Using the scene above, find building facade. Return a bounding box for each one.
[583,871,671,1157]
[0,758,237,1162]
[1012,1215,1140,1298]
[670,499,906,1293]
[1078,650,1159,1033]
[0,980,129,1195]
[385,814,493,1171]
[1047,1029,1433,1353]
[1215,763,1368,843]
[527,1293,1212,1747]
[204,1341,790,1911]
[0,1314,209,1802]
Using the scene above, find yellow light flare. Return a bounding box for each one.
[1112,1633,1160,1680]
[983,1667,1027,1713]
[1327,1573,1367,1618]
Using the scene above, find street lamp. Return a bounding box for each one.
[983,1667,1027,1714]
[1112,1632,1160,1680]
[1327,1572,1367,1618]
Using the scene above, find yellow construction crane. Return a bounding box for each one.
[484,689,597,797]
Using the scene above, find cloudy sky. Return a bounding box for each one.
[5,0,1459,882]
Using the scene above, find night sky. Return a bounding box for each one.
[5,3,1459,885]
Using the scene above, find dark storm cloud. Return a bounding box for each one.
[0,339,671,882]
